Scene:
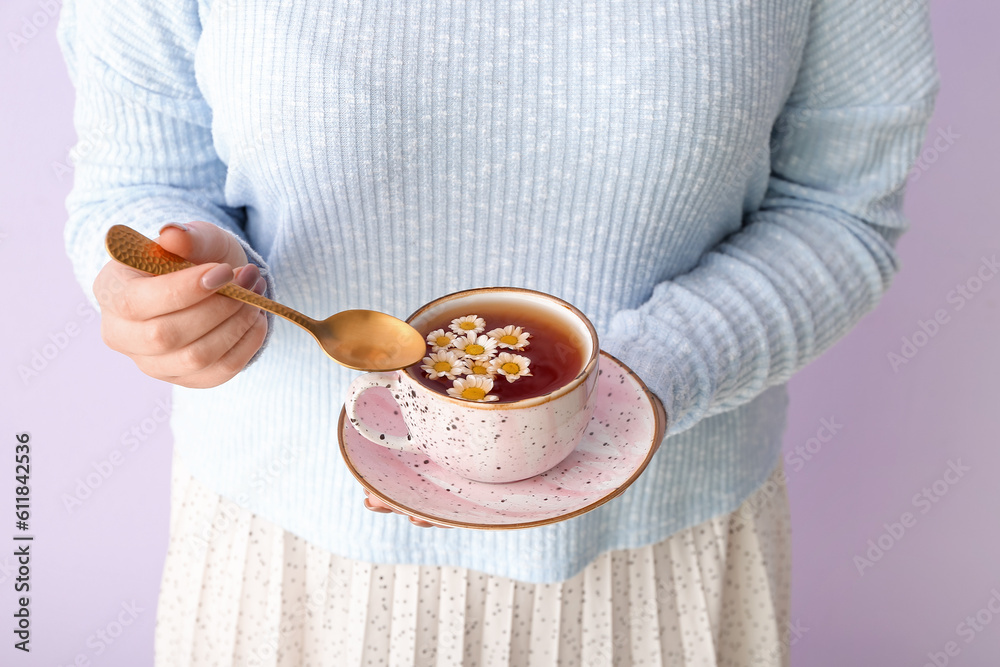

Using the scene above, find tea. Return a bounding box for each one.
[408,300,588,403]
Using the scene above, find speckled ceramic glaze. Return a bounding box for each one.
[339,351,666,529]
[345,288,601,483]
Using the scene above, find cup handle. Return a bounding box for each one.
[345,372,422,453]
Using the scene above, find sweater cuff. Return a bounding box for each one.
[600,316,686,438]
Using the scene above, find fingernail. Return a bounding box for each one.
[201,264,234,290]
[234,264,260,289]
[251,277,267,295]
[364,499,392,513]
[158,222,188,234]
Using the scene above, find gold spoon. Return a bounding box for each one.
[105,224,426,372]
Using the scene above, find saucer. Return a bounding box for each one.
[337,351,666,530]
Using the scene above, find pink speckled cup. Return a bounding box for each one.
[344,288,600,483]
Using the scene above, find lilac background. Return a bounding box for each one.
[1,1,997,664]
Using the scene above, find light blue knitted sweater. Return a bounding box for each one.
[59,0,937,581]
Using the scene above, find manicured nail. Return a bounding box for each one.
[158,222,188,234]
[201,264,234,290]
[234,264,260,289]
[251,277,267,295]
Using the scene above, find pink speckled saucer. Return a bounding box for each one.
[338,351,666,530]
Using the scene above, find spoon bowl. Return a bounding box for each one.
[104,224,426,372]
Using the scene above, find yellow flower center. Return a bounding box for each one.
[465,344,485,356]
[500,334,519,346]
[471,364,488,375]
[461,387,486,400]
[433,361,451,373]
[501,362,521,375]
[435,336,451,347]
[460,321,477,330]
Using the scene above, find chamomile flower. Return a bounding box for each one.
[421,350,467,380]
[425,329,456,352]
[449,315,486,336]
[487,325,531,350]
[453,333,498,360]
[447,375,500,402]
[463,356,497,378]
[490,353,533,383]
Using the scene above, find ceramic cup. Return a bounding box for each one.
[344,287,600,483]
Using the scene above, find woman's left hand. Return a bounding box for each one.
[363,490,450,528]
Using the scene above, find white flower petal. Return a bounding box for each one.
[490,352,533,382]
[426,329,456,352]
[462,357,497,377]
[487,325,531,350]
[420,349,467,380]
[446,374,497,401]
[453,333,498,359]
[449,315,486,335]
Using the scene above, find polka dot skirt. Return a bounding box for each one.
[155,453,791,666]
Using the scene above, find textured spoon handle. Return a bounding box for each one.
[105,223,196,274]
[104,224,318,330]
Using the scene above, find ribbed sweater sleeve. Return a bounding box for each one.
[601,0,939,435]
[56,0,275,319]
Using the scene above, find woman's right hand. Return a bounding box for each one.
[93,221,269,388]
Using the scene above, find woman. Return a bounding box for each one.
[59,0,937,664]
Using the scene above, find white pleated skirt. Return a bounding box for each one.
[155,452,791,666]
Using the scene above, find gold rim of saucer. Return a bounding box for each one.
[338,350,667,530]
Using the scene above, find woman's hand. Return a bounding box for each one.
[93,221,268,388]
[363,489,449,528]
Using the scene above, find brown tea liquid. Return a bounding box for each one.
[408,302,589,403]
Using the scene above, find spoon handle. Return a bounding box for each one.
[104,224,319,331]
